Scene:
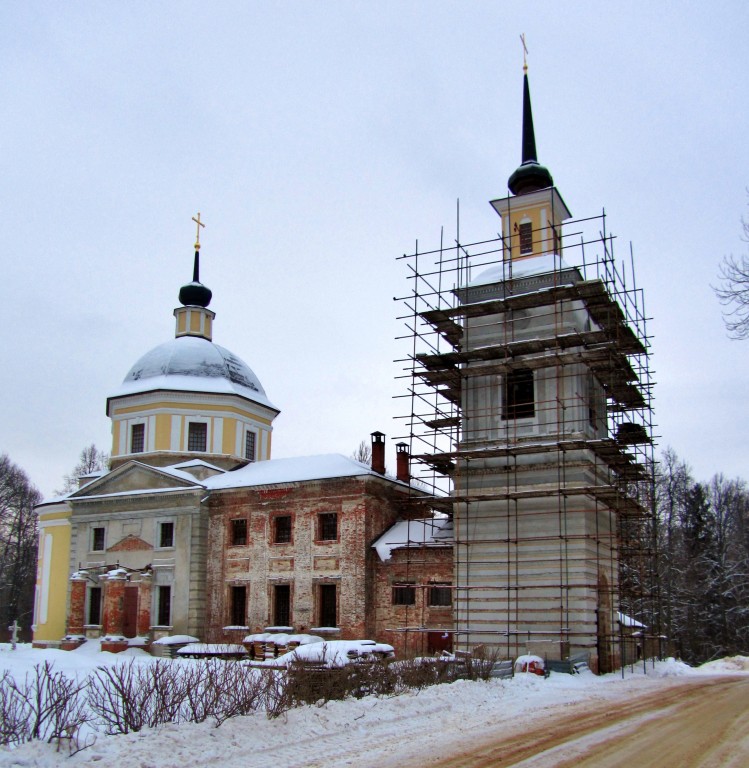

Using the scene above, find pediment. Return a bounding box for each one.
[108,534,152,552]
[70,461,204,499]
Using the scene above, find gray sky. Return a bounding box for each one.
[2,1,748,498]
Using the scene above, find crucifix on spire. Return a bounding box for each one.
[520,33,528,73]
[192,212,205,250]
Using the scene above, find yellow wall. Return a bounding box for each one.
[155,413,172,451]
[223,418,237,455]
[33,510,71,643]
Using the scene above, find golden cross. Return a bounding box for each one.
[520,33,528,73]
[192,212,205,250]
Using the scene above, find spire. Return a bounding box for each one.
[178,212,212,308]
[507,40,554,196]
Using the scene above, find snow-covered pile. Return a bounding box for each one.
[255,639,395,668]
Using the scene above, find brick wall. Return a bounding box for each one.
[205,475,416,643]
[373,545,453,657]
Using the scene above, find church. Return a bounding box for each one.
[32,220,453,655]
[33,61,657,671]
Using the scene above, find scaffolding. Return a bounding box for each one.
[393,208,660,671]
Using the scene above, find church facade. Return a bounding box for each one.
[33,234,451,655]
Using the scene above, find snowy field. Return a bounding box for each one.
[0,641,747,768]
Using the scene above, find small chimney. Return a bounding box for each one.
[370,431,385,475]
[396,443,410,483]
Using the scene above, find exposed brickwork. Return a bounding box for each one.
[136,577,152,636]
[67,578,87,636]
[108,534,152,552]
[373,545,453,656]
[205,475,422,644]
[102,575,126,637]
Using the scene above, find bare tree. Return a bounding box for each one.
[351,440,371,465]
[714,207,749,339]
[57,444,109,495]
[0,455,41,637]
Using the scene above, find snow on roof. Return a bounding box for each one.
[110,336,278,412]
[373,517,454,562]
[467,253,579,287]
[618,611,647,628]
[205,453,392,490]
[170,459,223,471]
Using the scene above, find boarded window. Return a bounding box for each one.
[231,518,248,546]
[519,221,533,254]
[392,584,416,606]
[273,516,292,544]
[131,423,145,453]
[318,584,337,627]
[188,422,207,452]
[230,585,247,626]
[318,513,338,541]
[502,368,535,420]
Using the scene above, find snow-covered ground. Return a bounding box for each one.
[0,642,746,768]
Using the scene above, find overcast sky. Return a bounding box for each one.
[2,1,748,498]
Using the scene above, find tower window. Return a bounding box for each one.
[502,368,535,420]
[131,423,145,453]
[519,221,533,255]
[230,585,247,626]
[188,422,207,452]
[245,431,256,462]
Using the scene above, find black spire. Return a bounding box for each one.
[507,73,554,196]
[179,249,212,308]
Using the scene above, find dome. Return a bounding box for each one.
[110,336,277,411]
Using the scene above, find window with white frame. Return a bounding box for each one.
[245,430,256,462]
[188,422,207,452]
[131,423,145,453]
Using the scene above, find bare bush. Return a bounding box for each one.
[0,663,91,751]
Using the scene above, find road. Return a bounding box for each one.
[411,676,749,768]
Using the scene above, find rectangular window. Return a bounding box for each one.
[273,515,292,544]
[159,521,174,548]
[187,422,207,452]
[428,584,453,607]
[231,518,248,546]
[91,527,105,552]
[88,587,102,625]
[318,584,337,627]
[230,585,247,626]
[131,423,145,453]
[392,584,416,606]
[273,584,291,627]
[519,221,533,254]
[502,368,535,420]
[157,585,171,627]
[317,513,338,541]
[245,431,256,462]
